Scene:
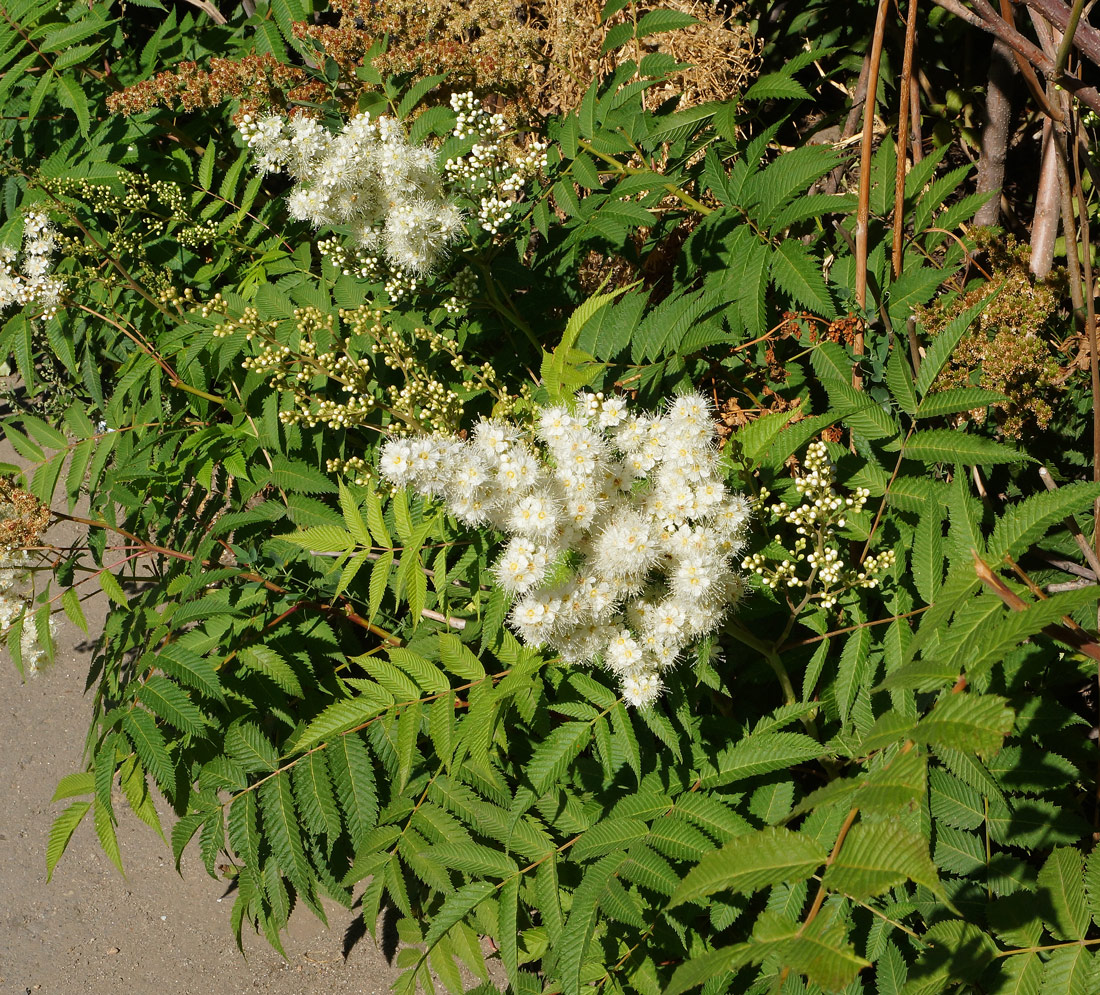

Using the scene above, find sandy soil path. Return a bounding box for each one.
[0,573,401,995]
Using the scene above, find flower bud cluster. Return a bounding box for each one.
[317,236,383,282]
[743,440,895,610]
[326,456,371,487]
[443,267,480,315]
[443,92,547,236]
[379,391,750,708]
[239,111,464,276]
[0,212,64,319]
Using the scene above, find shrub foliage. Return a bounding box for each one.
[3,2,1100,995]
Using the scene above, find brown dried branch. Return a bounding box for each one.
[855,0,891,318]
[974,552,1100,662]
[892,0,920,279]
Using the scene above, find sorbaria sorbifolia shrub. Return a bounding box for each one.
[3,3,1100,995]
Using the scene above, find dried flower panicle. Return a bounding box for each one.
[743,441,895,610]
[918,234,1063,439]
[0,478,50,551]
[380,391,751,708]
[0,211,64,319]
[0,478,56,675]
[107,53,311,118]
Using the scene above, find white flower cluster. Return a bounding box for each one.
[379,391,750,708]
[239,112,464,275]
[743,440,895,610]
[0,551,54,674]
[0,212,64,319]
[443,93,547,236]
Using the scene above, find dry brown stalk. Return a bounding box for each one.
[855,0,891,343]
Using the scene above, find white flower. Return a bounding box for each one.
[493,537,547,594]
[497,445,540,495]
[511,591,560,645]
[473,419,516,460]
[380,439,415,485]
[599,395,628,428]
[605,629,644,675]
[595,513,657,579]
[621,670,662,708]
[537,405,578,442]
[510,494,560,537]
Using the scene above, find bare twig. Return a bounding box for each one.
[1031,544,1099,580]
[1047,579,1096,592]
[1054,0,1089,76]
[1052,123,1087,328]
[1004,0,1067,118]
[1023,0,1100,66]
[909,35,924,162]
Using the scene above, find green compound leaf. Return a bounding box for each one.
[664,944,752,995]
[1037,848,1090,941]
[912,694,1015,759]
[750,911,871,992]
[669,827,826,908]
[269,455,338,494]
[1037,946,1095,995]
[259,774,312,895]
[823,819,944,901]
[914,386,1007,419]
[157,643,224,702]
[224,720,279,774]
[634,7,698,40]
[326,731,379,847]
[903,429,1027,466]
[292,751,341,847]
[914,296,990,396]
[428,842,518,879]
[46,800,91,881]
[572,816,650,862]
[987,481,1100,561]
[424,881,495,950]
[771,239,836,316]
[136,674,207,736]
[121,709,176,791]
[701,731,824,787]
[561,852,626,995]
[239,644,303,697]
[526,721,594,796]
[295,684,393,751]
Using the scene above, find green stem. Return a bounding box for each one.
[727,620,798,706]
[576,140,713,215]
[468,257,541,351]
[1054,0,1087,81]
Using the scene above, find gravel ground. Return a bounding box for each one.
[0,567,402,995]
